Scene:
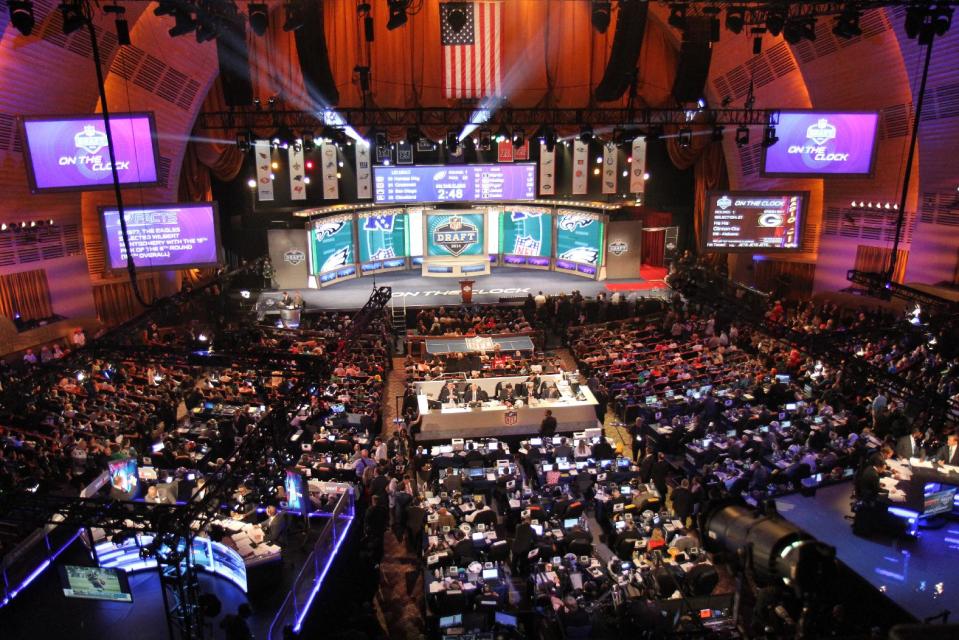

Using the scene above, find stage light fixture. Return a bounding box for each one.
[763,125,779,147]
[711,125,724,142]
[236,131,252,152]
[932,6,954,38]
[115,18,131,45]
[512,127,525,149]
[735,125,750,147]
[196,18,219,44]
[542,129,557,153]
[753,36,762,55]
[387,0,409,31]
[667,4,686,30]
[10,0,36,36]
[725,6,745,34]
[447,5,468,33]
[833,8,862,39]
[302,132,316,152]
[765,7,786,37]
[678,127,692,148]
[446,131,460,152]
[783,18,816,44]
[248,3,268,36]
[478,128,492,151]
[406,127,421,145]
[374,130,389,149]
[154,0,176,17]
[591,1,611,34]
[168,7,197,37]
[579,126,594,144]
[283,1,303,32]
[59,1,86,35]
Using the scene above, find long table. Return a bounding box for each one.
[415,374,600,440]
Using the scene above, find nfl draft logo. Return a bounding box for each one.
[75,125,107,154]
[608,241,628,256]
[504,409,518,426]
[433,215,478,257]
[284,249,305,266]
[806,118,837,145]
[716,195,732,210]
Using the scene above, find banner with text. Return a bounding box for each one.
[320,142,339,200]
[288,145,306,201]
[497,140,514,163]
[602,143,618,194]
[355,143,372,199]
[254,140,273,202]
[572,140,588,195]
[630,138,647,194]
[539,143,556,195]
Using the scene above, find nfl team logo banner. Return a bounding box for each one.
[504,409,518,425]
[602,143,618,195]
[513,140,530,160]
[572,140,588,194]
[355,143,372,199]
[288,145,306,201]
[497,140,514,163]
[539,142,555,195]
[630,137,647,194]
[320,142,339,200]
[254,140,274,202]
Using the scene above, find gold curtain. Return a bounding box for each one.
[92,277,161,327]
[0,269,53,321]
[753,260,817,300]
[854,245,908,284]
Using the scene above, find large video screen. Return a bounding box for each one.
[285,470,306,516]
[358,212,408,264]
[499,210,552,257]
[556,213,603,266]
[762,111,879,176]
[703,191,807,252]
[107,457,138,498]
[311,216,355,274]
[373,164,536,204]
[20,113,160,193]
[99,203,222,273]
[426,212,485,258]
[59,565,133,602]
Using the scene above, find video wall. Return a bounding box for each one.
[762,111,879,177]
[702,191,807,252]
[305,205,607,285]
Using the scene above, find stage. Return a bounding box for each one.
[777,483,959,623]
[258,265,668,311]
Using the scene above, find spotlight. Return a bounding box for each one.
[667,4,686,30]
[579,126,593,144]
[784,18,816,44]
[248,3,268,36]
[512,127,525,148]
[833,9,862,39]
[387,0,409,31]
[0,223,6,231]
[542,128,557,153]
[493,124,509,144]
[406,127,422,145]
[374,131,388,149]
[9,1,35,36]
[753,36,762,55]
[591,1,611,34]
[195,18,219,44]
[59,1,86,35]
[711,125,724,142]
[446,131,460,153]
[48,219,54,226]
[478,128,492,151]
[283,1,303,32]
[763,125,779,147]
[678,127,692,148]
[247,178,256,189]
[725,6,745,34]
[236,130,252,152]
[765,7,786,37]
[154,1,176,17]
[735,125,750,147]
[240,290,251,299]
[168,7,197,37]
[301,132,316,152]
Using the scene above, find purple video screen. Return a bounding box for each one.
[99,203,222,272]
[20,113,159,192]
[703,191,806,252]
[762,111,879,176]
[373,164,536,203]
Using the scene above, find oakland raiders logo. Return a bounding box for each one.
[284,249,305,266]
[433,215,478,257]
[608,241,628,256]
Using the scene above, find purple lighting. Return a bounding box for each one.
[292,515,353,633]
[0,529,83,608]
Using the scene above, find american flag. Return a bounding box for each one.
[440,1,501,99]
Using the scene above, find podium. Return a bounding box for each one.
[459,280,475,304]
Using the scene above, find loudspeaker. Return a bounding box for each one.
[216,15,254,106]
[594,0,649,102]
[671,17,713,103]
[295,0,339,106]
[663,226,679,262]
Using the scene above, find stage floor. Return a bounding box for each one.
[260,266,669,311]
[777,483,959,622]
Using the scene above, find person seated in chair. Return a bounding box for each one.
[261,505,287,545]
[464,382,488,404]
[438,381,461,404]
[498,383,518,403]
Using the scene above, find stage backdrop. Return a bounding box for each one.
[605,221,644,279]
[267,229,309,290]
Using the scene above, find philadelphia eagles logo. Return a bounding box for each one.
[320,245,351,273]
[315,220,346,238]
[559,247,599,265]
[558,215,593,231]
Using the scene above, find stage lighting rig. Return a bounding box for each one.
[833,7,862,39]
[725,6,745,35]
[579,125,594,144]
[591,1,611,34]
[735,125,749,147]
[667,3,686,30]
[248,2,268,36]
[59,0,86,35]
[387,0,410,31]
[511,127,526,149]
[763,124,779,147]
[678,127,692,148]
[283,0,303,32]
[168,5,197,37]
[9,0,36,36]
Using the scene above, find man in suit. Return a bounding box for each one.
[553,437,573,461]
[262,505,288,545]
[670,478,694,523]
[856,456,885,503]
[651,453,670,499]
[452,530,475,562]
[464,382,488,403]
[937,433,959,466]
[540,410,558,438]
[591,437,614,460]
[511,518,536,574]
[896,427,924,460]
[498,383,518,403]
[438,381,461,404]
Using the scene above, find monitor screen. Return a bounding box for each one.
[59,565,133,602]
[499,209,552,257]
[556,212,604,266]
[703,191,807,252]
[564,518,578,529]
[482,568,498,580]
[531,524,544,536]
[285,470,306,516]
[373,163,535,204]
[439,614,462,629]
[107,458,138,497]
[311,216,355,275]
[494,611,518,628]
[99,203,222,272]
[762,111,879,176]
[20,113,159,193]
[923,484,956,517]
[425,212,486,258]
[358,212,409,263]
[726,430,737,437]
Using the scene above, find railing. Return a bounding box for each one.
[268,483,356,639]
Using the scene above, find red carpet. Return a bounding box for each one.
[605,264,668,292]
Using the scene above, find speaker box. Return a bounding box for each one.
[295,0,339,106]
[215,16,254,106]
[663,226,679,262]
[594,1,649,102]
[671,17,713,103]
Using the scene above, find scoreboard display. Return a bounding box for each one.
[703,191,807,252]
[499,210,552,257]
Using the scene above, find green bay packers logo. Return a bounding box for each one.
[433,215,478,257]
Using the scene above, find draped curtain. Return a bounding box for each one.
[92,278,161,327]
[854,245,908,284]
[753,260,817,300]
[642,229,666,266]
[0,269,53,321]
[664,128,728,250]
